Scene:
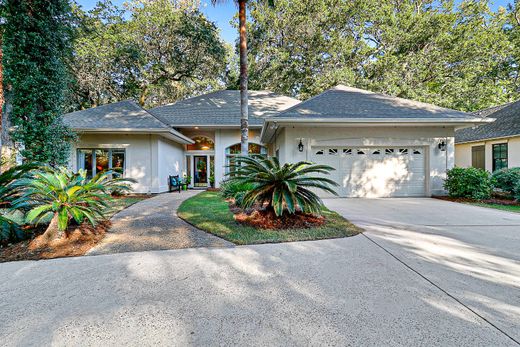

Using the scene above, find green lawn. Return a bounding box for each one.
[467,202,520,214]
[177,191,362,245]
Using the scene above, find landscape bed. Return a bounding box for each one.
[177,191,362,245]
[0,195,149,262]
[434,196,520,214]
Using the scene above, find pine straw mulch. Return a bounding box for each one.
[230,203,326,230]
[0,221,110,263]
[0,194,149,263]
[434,196,520,206]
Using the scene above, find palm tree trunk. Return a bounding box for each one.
[30,213,65,249]
[238,0,249,156]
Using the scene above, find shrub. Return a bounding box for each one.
[226,155,338,216]
[492,167,520,195]
[17,167,135,243]
[514,181,520,202]
[444,167,492,200]
[220,180,255,200]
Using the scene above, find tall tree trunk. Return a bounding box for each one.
[0,44,3,174]
[238,0,249,156]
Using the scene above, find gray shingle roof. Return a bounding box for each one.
[273,85,474,120]
[455,100,520,143]
[63,100,170,130]
[149,90,300,126]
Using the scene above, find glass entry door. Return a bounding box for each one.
[194,156,208,187]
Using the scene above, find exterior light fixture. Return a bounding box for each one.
[438,140,446,152]
[298,139,304,152]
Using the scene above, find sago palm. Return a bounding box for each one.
[0,163,39,242]
[227,155,338,216]
[211,0,274,155]
[17,167,135,242]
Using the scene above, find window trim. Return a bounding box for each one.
[492,143,508,171]
[77,148,126,177]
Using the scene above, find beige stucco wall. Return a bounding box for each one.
[455,136,520,171]
[71,133,184,194]
[276,126,455,196]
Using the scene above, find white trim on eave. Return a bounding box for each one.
[455,133,520,145]
[71,128,194,144]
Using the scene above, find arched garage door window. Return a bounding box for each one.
[225,143,267,174]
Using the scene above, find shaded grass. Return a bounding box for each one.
[467,202,520,214]
[178,191,362,245]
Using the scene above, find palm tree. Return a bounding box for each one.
[226,155,338,216]
[211,0,274,155]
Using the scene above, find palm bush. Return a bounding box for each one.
[16,167,135,242]
[226,155,338,216]
[219,179,256,206]
[0,163,39,243]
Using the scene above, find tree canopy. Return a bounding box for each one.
[69,0,227,109]
[247,0,520,111]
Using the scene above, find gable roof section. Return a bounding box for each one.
[455,101,520,143]
[149,90,300,127]
[272,85,477,121]
[63,100,193,144]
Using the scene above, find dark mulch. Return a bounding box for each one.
[232,204,325,230]
[434,196,520,206]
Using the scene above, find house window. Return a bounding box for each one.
[315,150,324,155]
[77,148,125,177]
[492,143,508,171]
[186,136,214,151]
[225,143,267,174]
[398,148,408,155]
[343,149,352,155]
[328,148,338,155]
[357,149,365,155]
[372,149,381,155]
[385,148,395,155]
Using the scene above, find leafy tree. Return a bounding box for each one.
[226,155,338,216]
[247,0,515,111]
[2,0,76,164]
[69,0,227,109]
[19,167,135,244]
[68,1,128,109]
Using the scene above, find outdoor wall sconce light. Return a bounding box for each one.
[438,140,446,152]
[298,138,304,152]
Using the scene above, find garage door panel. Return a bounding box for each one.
[310,146,426,198]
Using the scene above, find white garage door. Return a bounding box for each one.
[310,146,426,197]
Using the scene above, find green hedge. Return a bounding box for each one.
[492,167,520,195]
[444,167,492,200]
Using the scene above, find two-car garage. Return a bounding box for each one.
[310,146,427,198]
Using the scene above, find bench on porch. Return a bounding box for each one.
[168,175,182,193]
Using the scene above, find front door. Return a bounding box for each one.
[194,156,208,187]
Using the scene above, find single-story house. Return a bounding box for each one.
[63,85,490,197]
[455,100,520,172]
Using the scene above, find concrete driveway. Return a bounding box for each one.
[324,197,520,344]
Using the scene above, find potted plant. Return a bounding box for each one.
[209,174,215,188]
[183,175,191,190]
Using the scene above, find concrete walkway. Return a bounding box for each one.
[324,197,520,345]
[88,191,233,255]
